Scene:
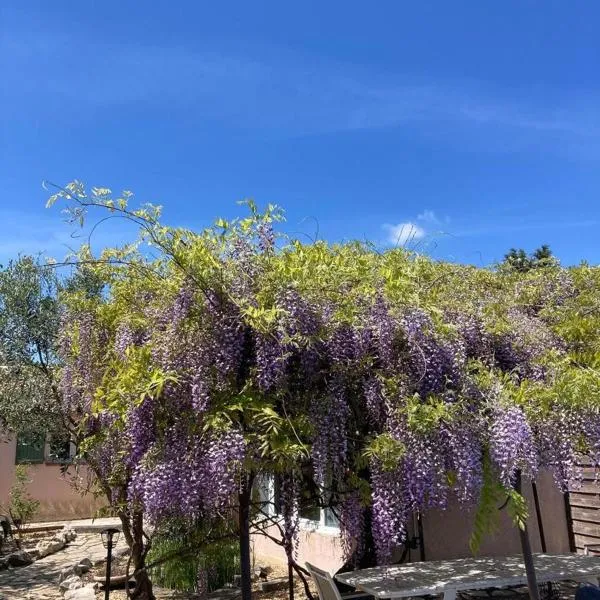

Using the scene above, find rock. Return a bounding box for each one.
[73,557,92,575]
[36,538,65,558]
[206,589,242,600]
[6,550,33,567]
[259,577,288,592]
[94,573,136,589]
[60,526,77,543]
[59,566,75,583]
[59,574,83,593]
[254,565,268,580]
[0,558,8,571]
[54,531,72,545]
[64,586,96,600]
[77,557,92,569]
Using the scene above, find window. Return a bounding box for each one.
[47,435,75,464]
[256,474,339,531]
[15,432,45,464]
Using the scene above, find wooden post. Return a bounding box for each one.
[515,470,540,600]
[531,481,547,553]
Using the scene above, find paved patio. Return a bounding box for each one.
[0,531,128,600]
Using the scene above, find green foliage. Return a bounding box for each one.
[506,488,529,531]
[469,454,504,554]
[4,465,40,543]
[502,245,556,272]
[94,346,179,415]
[36,180,600,564]
[148,526,239,593]
[362,433,406,471]
[0,257,62,433]
[405,394,452,433]
[469,454,529,554]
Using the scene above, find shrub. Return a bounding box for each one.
[148,526,239,593]
[4,465,40,546]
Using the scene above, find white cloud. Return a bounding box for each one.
[382,222,426,246]
[417,210,440,225]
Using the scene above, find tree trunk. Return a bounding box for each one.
[239,474,254,600]
[288,560,295,600]
[120,511,155,600]
[515,471,540,600]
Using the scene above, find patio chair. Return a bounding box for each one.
[306,562,372,600]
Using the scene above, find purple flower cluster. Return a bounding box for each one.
[367,295,397,371]
[402,309,465,397]
[255,332,287,392]
[311,379,349,486]
[489,405,539,487]
[129,426,245,522]
[371,463,408,564]
[363,377,387,427]
[492,309,564,381]
[339,491,364,564]
[126,397,156,468]
[441,416,483,503]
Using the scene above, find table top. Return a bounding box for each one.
[335,554,600,599]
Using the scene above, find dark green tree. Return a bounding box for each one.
[531,244,555,267]
[503,245,555,272]
[503,248,531,272]
[0,257,65,436]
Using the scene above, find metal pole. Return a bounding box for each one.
[105,533,113,600]
[515,471,540,600]
[416,511,426,562]
[531,481,547,553]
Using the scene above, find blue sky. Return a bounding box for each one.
[1,1,599,266]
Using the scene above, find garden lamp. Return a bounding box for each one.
[100,528,120,600]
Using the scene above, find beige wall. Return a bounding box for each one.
[0,437,103,522]
[252,523,345,572]
[252,471,572,571]
[423,471,570,560]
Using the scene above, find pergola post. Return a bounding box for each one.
[515,470,540,600]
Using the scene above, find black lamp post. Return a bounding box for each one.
[100,528,121,600]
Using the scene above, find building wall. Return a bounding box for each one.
[422,471,571,560]
[252,471,572,572]
[0,436,103,522]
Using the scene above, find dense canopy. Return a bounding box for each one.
[40,184,600,571]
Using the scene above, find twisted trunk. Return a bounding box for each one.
[120,510,155,600]
[239,473,255,600]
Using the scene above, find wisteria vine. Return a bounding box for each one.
[53,191,600,569]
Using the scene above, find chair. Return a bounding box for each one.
[306,562,372,600]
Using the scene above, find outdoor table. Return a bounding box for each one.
[336,554,600,600]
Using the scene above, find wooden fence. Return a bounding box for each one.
[569,463,600,553]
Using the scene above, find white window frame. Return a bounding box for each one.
[256,474,340,536]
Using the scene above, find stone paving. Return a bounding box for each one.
[0,532,128,600]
